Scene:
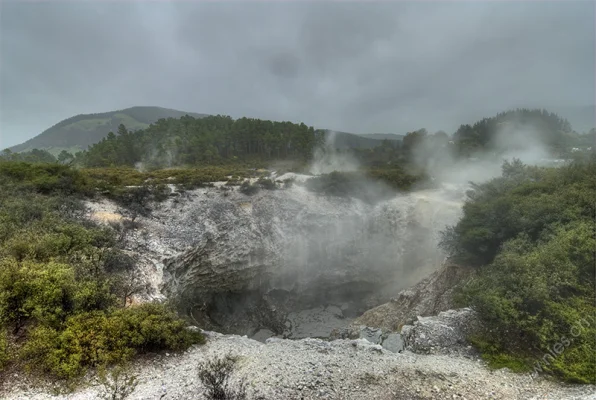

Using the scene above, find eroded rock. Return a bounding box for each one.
[158,182,465,336]
[87,179,466,338]
[347,261,473,335]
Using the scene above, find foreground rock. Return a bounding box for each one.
[401,308,480,357]
[4,332,594,400]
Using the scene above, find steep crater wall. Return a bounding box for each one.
[155,179,466,340]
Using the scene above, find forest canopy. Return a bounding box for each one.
[81,115,325,168]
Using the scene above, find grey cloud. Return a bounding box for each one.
[1,0,594,149]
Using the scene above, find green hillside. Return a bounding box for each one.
[8,107,404,156]
[8,106,209,154]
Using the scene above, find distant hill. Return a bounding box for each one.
[325,131,403,150]
[9,107,404,155]
[8,106,209,155]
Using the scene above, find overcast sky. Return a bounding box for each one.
[1,0,594,149]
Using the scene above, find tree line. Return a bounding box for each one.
[453,108,576,156]
[81,115,326,168]
[2,108,593,168]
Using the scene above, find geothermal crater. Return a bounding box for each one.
[89,174,466,341]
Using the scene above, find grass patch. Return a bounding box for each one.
[468,335,531,372]
[81,166,250,190]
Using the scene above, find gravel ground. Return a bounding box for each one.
[4,332,594,400]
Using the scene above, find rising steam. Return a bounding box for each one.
[309,131,361,175]
[410,120,558,185]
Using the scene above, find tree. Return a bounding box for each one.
[1,149,13,160]
[117,124,128,137]
[432,130,449,146]
[57,150,74,165]
[402,129,428,153]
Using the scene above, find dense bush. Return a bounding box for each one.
[0,161,204,379]
[0,161,93,196]
[21,304,204,379]
[443,157,596,383]
[441,158,595,266]
[365,167,429,191]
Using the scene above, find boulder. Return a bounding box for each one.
[401,308,480,356]
[381,333,405,353]
[359,326,383,344]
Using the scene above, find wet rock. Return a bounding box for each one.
[185,325,201,332]
[87,179,466,338]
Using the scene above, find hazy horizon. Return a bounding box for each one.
[1,1,594,149]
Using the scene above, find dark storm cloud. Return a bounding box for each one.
[1,0,594,148]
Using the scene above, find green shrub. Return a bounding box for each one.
[0,161,205,382]
[441,159,595,266]
[0,259,118,331]
[0,329,9,370]
[446,159,596,383]
[257,178,277,190]
[97,363,138,400]
[365,167,428,191]
[0,161,92,196]
[197,354,247,400]
[239,181,260,196]
[20,303,204,379]
[305,171,391,202]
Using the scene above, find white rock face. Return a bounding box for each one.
[163,182,464,291]
[86,179,467,337]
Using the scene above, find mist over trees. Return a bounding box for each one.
[453,108,574,156]
[2,108,593,170]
